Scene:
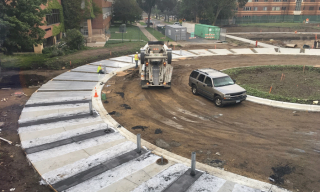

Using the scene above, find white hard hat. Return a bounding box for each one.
[136,52,138,54]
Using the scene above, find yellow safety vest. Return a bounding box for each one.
[134,54,139,61]
[97,66,102,72]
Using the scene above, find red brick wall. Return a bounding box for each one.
[92,0,112,31]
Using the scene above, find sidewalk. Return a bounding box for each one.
[136,23,157,41]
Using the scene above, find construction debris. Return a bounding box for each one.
[0,137,13,145]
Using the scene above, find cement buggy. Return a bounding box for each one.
[139,41,173,88]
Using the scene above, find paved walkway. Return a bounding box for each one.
[17,46,320,192]
[226,34,278,48]
[136,23,158,41]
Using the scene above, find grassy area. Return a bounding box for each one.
[224,65,320,104]
[1,42,146,70]
[145,27,172,42]
[139,22,146,26]
[109,24,149,41]
[239,22,320,29]
[164,21,174,25]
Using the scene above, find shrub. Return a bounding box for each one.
[64,29,85,50]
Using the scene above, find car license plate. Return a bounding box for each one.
[236,100,240,103]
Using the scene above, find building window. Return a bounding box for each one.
[295,0,302,11]
[273,0,281,2]
[283,0,287,2]
[263,7,268,11]
[254,7,258,11]
[243,7,252,11]
[254,0,259,2]
[242,15,251,18]
[272,7,280,11]
[264,0,268,1]
[46,9,60,25]
[310,0,315,2]
[309,6,314,10]
[319,7,320,10]
[282,7,287,10]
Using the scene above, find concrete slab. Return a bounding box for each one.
[304,49,320,55]
[172,50,197,56]
[186,173,226,192]
[71,65,118,74]
[226,35,277,48]
[34,138,127,175]
[98,179,138,192]
[53,72,105,82]
[38,81,97,92]
[52,149,148,191]
[278,48,302,55]
[188,49,214,56]
[208,49,233,55]
[25,100,89,108]
[253,48,277,54]
[109,56,135,63]
[64,154,159,192]
[232,184,262,192]
[163,169,203,192]
[90,60,132,68]
[231,48,255,55]
[26,91,91,105]
[132,164,189,192]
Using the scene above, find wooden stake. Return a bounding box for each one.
[303,65,305,73]
[280,73,284,81]
[269,86,273,94]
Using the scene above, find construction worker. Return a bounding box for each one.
[97,64,104,74]
[134,52,139,68]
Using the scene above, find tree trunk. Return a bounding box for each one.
[147,11,151,28]
[212,8,222,26]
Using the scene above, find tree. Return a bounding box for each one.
[157,0,177,22]
[61,0,102,30]
[113,0,142,24]
[1,0,48,54]
[137,0,157,27]
[64,29,84,50]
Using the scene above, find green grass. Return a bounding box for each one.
[164,21,174,25]
[224,65,320,105]
[145,27,173,42]
[109,24,149,41]
[1,42,147,70]
[139,22,146,26]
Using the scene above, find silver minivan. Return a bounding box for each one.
[189,68,247,107]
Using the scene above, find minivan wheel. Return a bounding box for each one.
[214,96,223,107]
[192,85,198,95]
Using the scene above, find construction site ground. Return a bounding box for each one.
[0,70,66,192]
[103,55,320,192]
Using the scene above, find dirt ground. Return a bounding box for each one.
[0,69,67,192]
[103,55,320,192]
[226,66,320,101]
[180,40,261,50]
[225,24,320,33]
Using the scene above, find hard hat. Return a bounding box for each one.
[136,52,138,54]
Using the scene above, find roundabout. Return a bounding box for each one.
[17,47,320,192]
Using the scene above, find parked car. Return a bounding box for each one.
[189,68,247,107]
[173,22,181,26]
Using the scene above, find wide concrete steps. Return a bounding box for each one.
[17,49,300,192]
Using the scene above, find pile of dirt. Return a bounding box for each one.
[0,74,46,88]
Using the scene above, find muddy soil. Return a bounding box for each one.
[235,33,317,41]
[0,70,66,192]
[103,55,320,192]
[227,66,320,101]
[180,41,261,50]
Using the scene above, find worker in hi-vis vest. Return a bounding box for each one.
[97,64,104,74]
[134,52,139,68]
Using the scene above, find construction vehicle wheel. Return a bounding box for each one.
[167,52,172,64]
[141,53,145,64]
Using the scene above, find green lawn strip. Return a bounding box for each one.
[145,27,173,42]
[139,22,146,26]
[224,65,320,105]
[1,42,146,70]
[109,24,149,41]
[164,21,174,25]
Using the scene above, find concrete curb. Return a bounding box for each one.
[92,61,290,192]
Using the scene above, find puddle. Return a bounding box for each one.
[155,129,162,134]
[120,104,131,109]
[269,164,295,184]
[108,111,116,115]
[0,74,46,88]
[132,126,148,131]
[116,92,124,99]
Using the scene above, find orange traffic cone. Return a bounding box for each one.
[94,87,99,98]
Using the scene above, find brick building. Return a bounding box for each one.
[236,0,320,22]
[81,0,112,42]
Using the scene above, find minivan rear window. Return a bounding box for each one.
[190,71,199,79]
